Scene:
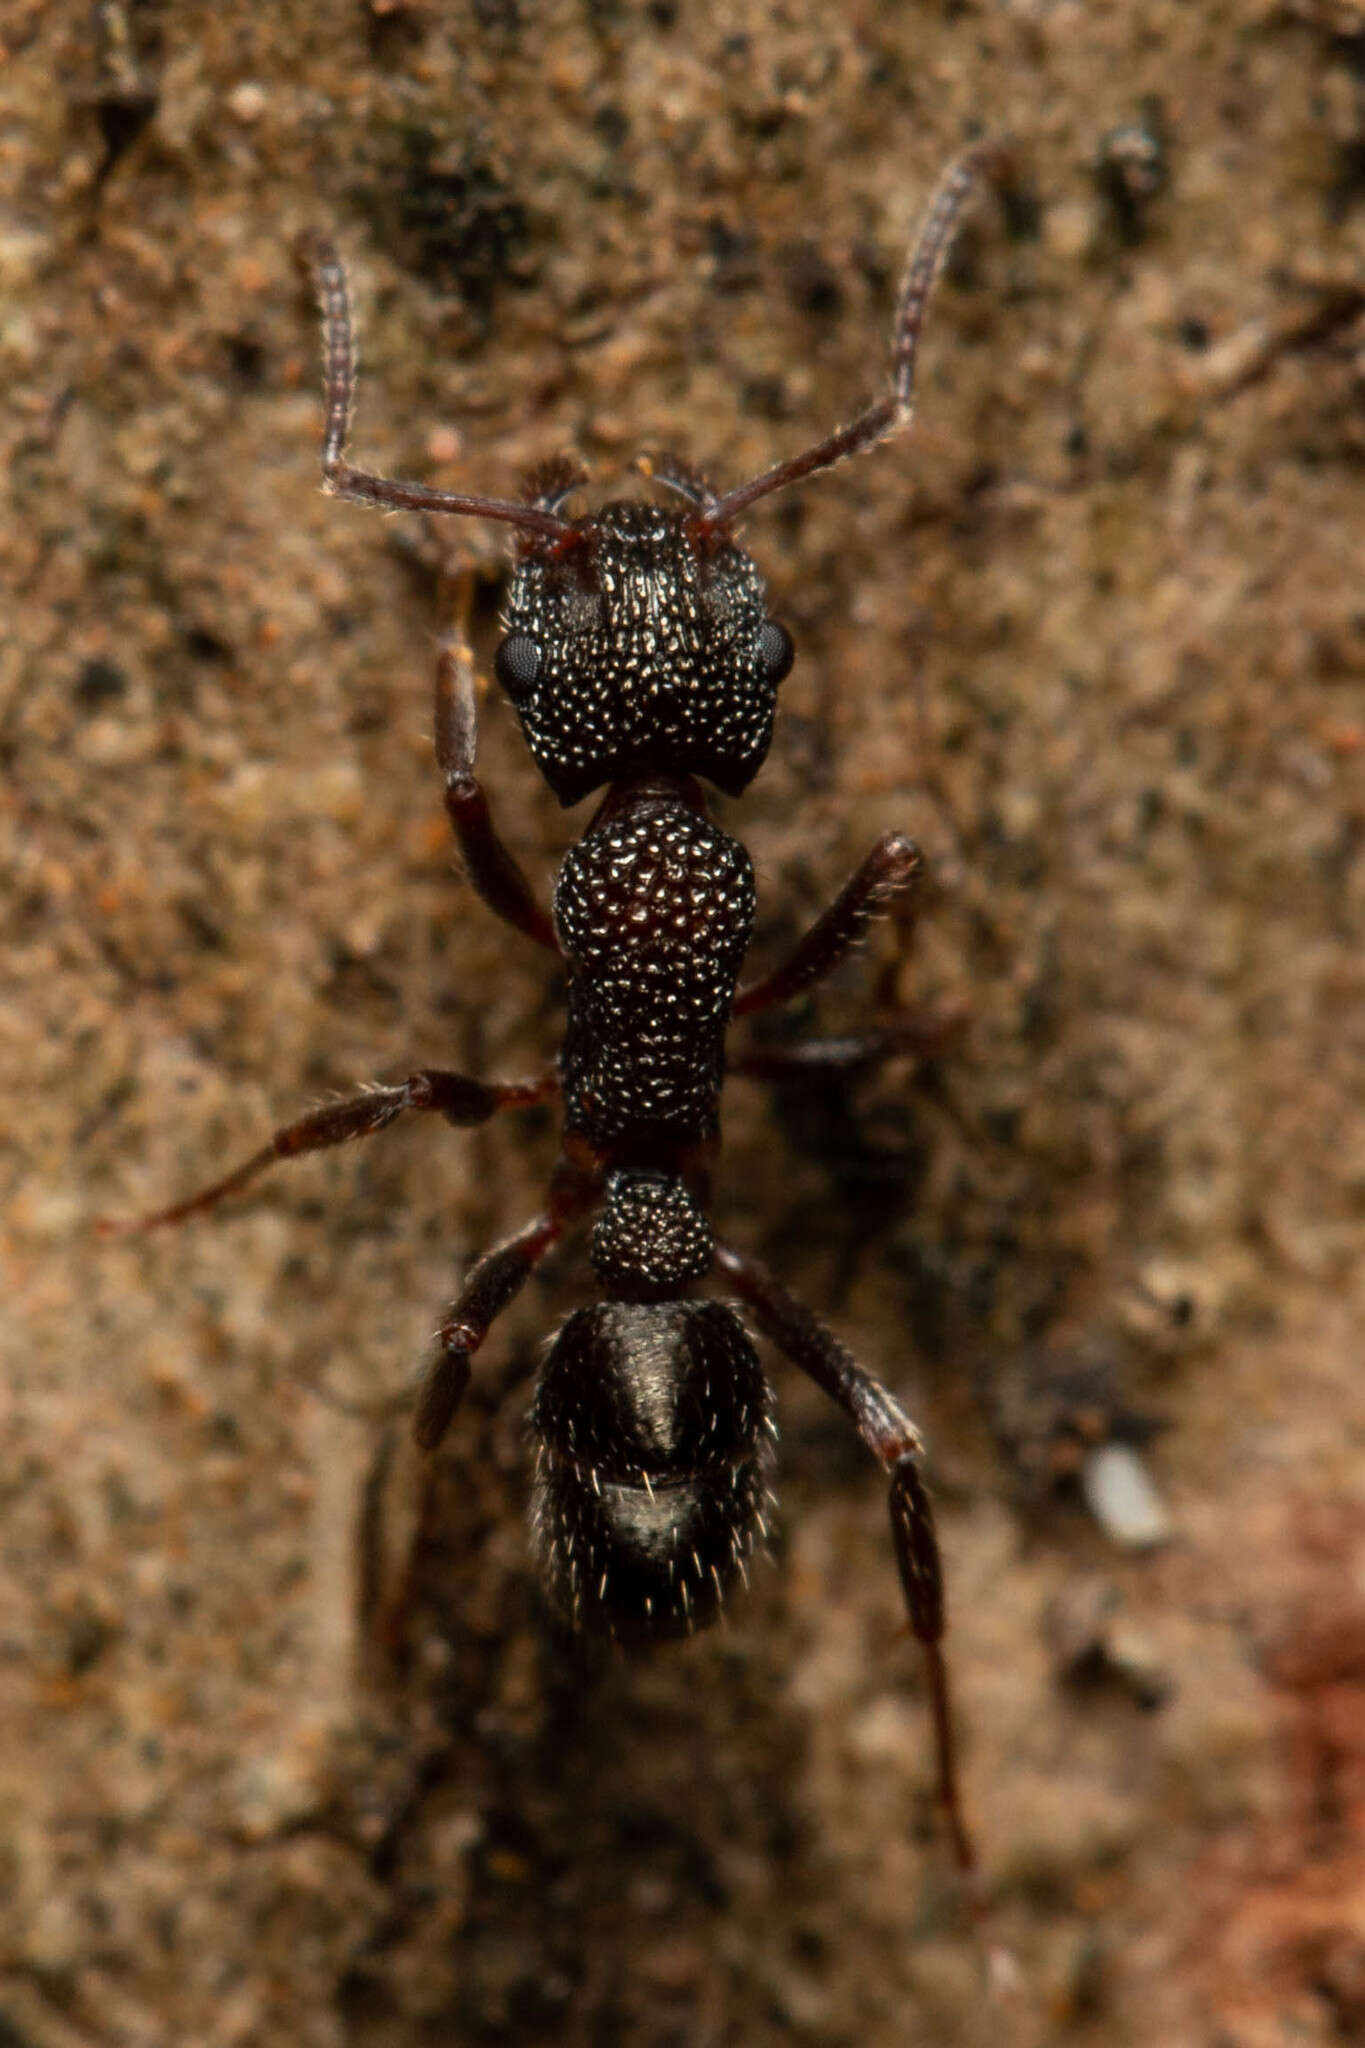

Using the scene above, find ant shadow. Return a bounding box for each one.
[343,1351,860,2046]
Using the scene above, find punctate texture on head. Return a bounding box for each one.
[499,502,787,805]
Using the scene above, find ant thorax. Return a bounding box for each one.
[496,500,794,807]
[555,778,756,1155]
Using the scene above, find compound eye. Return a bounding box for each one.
[757,619,795,685]
[495,632,543,698]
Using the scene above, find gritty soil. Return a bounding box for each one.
[4,3,1365,2045]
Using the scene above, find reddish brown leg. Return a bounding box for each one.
[713,1236,976,1882]
[435,633,560,955]
[371,1162,599,1655]
[728,1010,968,1084]
[415,1214,560,1448]
[365,1217,571,1655]
[97,1069,556,1233]
[415,1162,598,1449]
[733,832,923,1019]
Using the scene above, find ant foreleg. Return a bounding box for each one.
[435,634,560,954]
[97,1069,556,1234]
[732,832,922,1019]
[713,1237,977,1884]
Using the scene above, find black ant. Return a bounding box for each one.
[101,146,1005,1887]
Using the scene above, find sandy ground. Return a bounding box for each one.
[4,2,1365,2043]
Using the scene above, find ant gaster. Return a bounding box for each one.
[103,147,1004,1883]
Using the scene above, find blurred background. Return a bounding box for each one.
[3,2,1365,2042]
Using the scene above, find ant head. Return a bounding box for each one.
[315,146,999,808]
[494,499,795,808]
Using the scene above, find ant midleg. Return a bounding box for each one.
[96,1069,556,1234]
[728,1011,969,1085]
[713,1237,976,1881]
[433,634,559,954]
[732,831,923,1019]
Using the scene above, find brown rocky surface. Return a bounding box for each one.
[3,3,1365,2043]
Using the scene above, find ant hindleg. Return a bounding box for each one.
[713,1237,977,1883]
[415,1155,599,1449]
[363,1187,591,1655]
[96,1068,557,1233]
[416,1211,560,1449]
[361,1187,583,1652]
[369,1161,595,1644]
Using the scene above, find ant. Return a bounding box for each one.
[101,145,1005,1887]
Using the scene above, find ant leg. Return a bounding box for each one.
[366,1216,567,1651]
[415,1148,599,1449]
[300,234,572,542]
[376,1155,598,1646]
[728,1010,968,1084]
[414,1212,562,1449]
[733,833,922,1019]
[435,633,560,954]
[97,1069,557,1233]
[713,1237,977,1881]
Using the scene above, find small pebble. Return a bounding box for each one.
[226,81,268,123]
[1082,1443,1172,1551]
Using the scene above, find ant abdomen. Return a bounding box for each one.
[530,1299,773,1640]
